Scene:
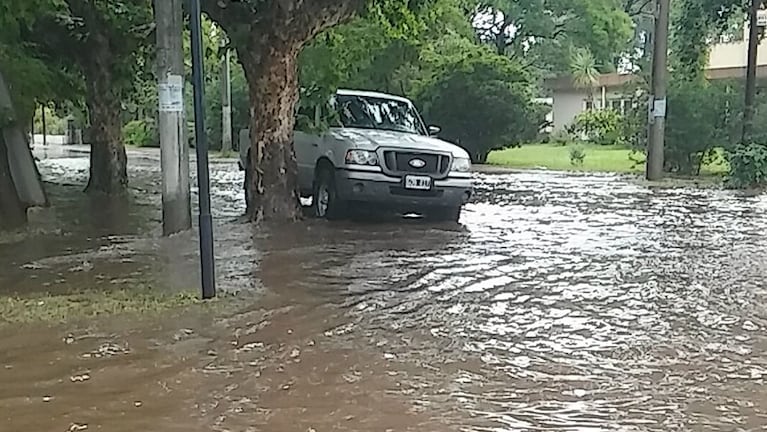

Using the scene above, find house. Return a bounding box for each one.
[544,20,767,132]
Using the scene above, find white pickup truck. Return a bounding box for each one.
[239,89,473,221]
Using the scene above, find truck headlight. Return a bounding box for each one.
[451,157,471,172]
[345,149,379,166]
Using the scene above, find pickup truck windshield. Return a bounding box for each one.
[335,94,427,135]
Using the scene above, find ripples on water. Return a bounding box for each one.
[13,151,767,431]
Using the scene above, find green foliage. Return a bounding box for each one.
[664,78,741,174]
[672,0,746,77]
[550,129,574,146]
[569,145,586,167]
[0,0,79,124]
[122,119,157,148]
[569,47,600,91]
[416,44,545,163]
[204,57,250,150]
[572,109,626,146]
[726,143,767,189]
[472,0,633,74]
[33,106,67,135]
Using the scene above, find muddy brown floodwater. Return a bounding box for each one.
[3,145,767,431]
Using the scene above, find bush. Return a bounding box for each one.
[122,119,156,147]
[550,130,574,146]
[569,145,586,167]
[663,79,741,175]
[415,46,545,163]
[726,143,767,188]
[571,109,625,146]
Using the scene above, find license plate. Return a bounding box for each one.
[404,175,432,190]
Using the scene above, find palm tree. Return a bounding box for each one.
[569,47,600,110]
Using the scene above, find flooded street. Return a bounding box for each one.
[4,145,767,431]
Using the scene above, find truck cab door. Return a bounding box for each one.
[294,104,322,196]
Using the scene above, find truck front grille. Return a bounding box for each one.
[383,151,450,176]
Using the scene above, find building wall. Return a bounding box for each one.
[709,25,767,69]
[709,39,767,69]
[550,88,633,132]
[551,91,585,132]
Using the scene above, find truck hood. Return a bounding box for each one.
[330,128,470,159]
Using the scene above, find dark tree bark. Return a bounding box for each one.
[203,0,364,222]
[239,37,303,221]
[82,37,128,195]
[0,133,26,230]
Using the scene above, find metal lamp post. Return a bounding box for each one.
[189,0,216,299]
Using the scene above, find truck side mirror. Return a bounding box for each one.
[428,125,441,136]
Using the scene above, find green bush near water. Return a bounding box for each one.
[122,119,157,148]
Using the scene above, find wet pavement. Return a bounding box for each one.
[3,145,767,430]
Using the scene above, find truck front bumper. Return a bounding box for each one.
[334,169,473,210]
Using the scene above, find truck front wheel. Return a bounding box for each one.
[312,167,347,220]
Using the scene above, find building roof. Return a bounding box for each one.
[544,65,767,91]
[705,65,767,80]
[544,72,637,91]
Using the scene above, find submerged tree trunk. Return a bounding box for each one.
[202,0,364,222]
[0,132,26,230]
[239,38,303,222]
[83,40,128,195]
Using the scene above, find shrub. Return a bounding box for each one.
[571,109,625,146]
[726,143,767,189]
[122,119,156,148]
[550,130,574,146]
[415,45,545,164]
[569,145,586,167]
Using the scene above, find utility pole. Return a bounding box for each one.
[220,39,233,154]
[743,0,763,143]
[646,0,670,181]
[190,0,216,299]
[155,0,191,236]
[41,104,47,146]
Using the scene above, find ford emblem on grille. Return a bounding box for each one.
[409,158,426,168]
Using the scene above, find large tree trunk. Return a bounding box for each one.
[201,0,364,222]
[0,132,26,230]
[83,42,128,195]
[239,37,303,222]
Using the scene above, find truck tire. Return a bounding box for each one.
[312,167,347,220]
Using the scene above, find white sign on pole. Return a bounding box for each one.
[159,74,184,113]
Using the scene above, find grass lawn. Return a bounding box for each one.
[487,143,729,175]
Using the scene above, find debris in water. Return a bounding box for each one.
[43,395,53,402]
[63,334,75,345]
[289,348,301,358]
[384,353,396,360]
[134,401,143,408]
[70,373,90,383]
[68,423,88,431]
[68,261,93,273]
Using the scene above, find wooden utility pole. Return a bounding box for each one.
[743,0,762,143]
[646,0,670,181]
[155,0,191,235]
[220,43,232,154]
